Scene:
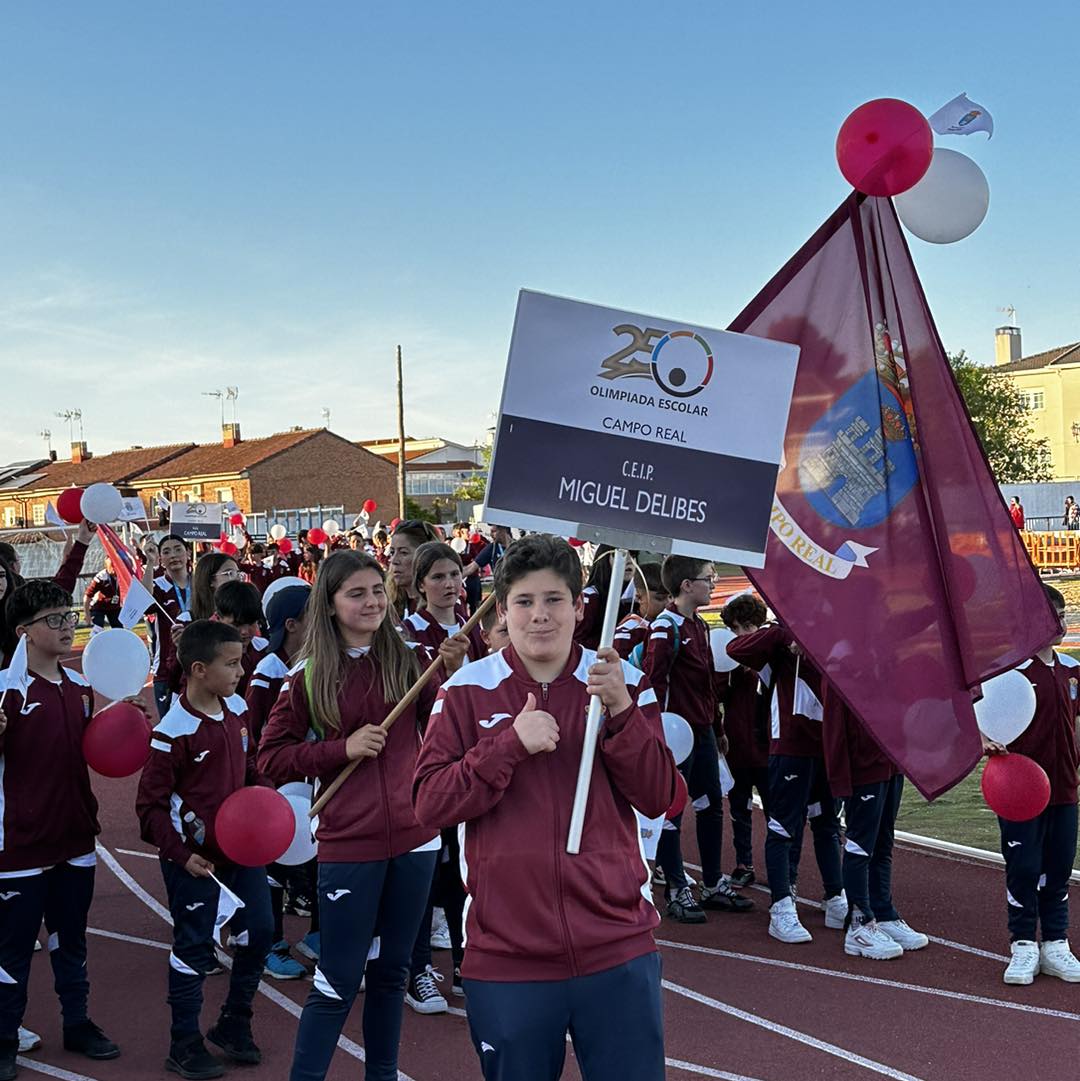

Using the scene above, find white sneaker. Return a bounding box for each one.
[845,918,903,960]
[823,891,848,929]
[18,1026,42,1053]
[430,906,452,950]
[1003,940,1040,985]
[878,918,929,952]
[769,896,812,943]
[1040,940,1080,982]
[405,965,448,1014]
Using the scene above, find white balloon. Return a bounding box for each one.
[661,711,694,766]
[709,627,739,672]
[81,483,124,525]
[262,575,309,615]
[894,148,989,244]
[82,628,151,701]
[269,523,287,541]
[322,519,341,537]
[229,532,246,548]
[276,784,318,866]
[974,669,1037,745]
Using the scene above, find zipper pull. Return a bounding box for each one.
[541,682,549,703]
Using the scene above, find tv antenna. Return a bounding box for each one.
[55,409,84,442]
[997,305,1017,326]
[39,428,53,456]
[321,407,331,428]
[203,389,224,427]
[225,386,239,423]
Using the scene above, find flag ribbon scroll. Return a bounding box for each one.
[729,193,1058,798]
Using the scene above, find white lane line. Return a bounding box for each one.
[94,843,419,1081]
[87,926,169,950]
[15,1061,100,1081]
[662,980,927,1081]
[114,847,157,860]
[680,859,1011,963]
[656,938,1080,1022]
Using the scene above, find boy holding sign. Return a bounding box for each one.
[413,535,675,1081]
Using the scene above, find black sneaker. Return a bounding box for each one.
[62,1020,120,1060]
[729,866,756,888]
[666,886,707,924]
[452,964,465,997]
[165,1035,225,1079]
[206,1014,261,1065]
[700,878,754,912]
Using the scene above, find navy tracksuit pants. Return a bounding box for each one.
[0,861,95,1053]
[999,802,1077,943]
[727,764,770,870]
[764,754,843,904]
[463,952,665,1081]
[290,851,435,1081]
[161,859,273,1043]
[841,776,903,924]
[656,726,725,891]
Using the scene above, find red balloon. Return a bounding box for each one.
[568,537,584,548]
[220,540,238,557]
[307,527,328,547]
[229,512,245,527]
[362,499,377,514]
[57,487,86,525]
[836,98,933,197]
[83,703,152,778]
[981,754,1051,822]
[278,538,293,555]
[666,771,689,820]
[214,787,295,866]
[389,518,401,531]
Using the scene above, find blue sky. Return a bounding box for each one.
[1,2,1076,463]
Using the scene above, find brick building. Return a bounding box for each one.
[0,426,396,528]
[358,436,486,513]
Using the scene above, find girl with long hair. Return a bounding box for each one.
[190,552,243,621]
[258,551,440,1081]
[574,544,639,650]
[385,520,440,620]
[404,542,486,663]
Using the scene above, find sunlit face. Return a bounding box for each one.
[500,569,582,667]
[19,606,79,657]
[640,589,670,621]
[421,559,463,614]
[195,641,244,698]
[481,618,510,652]
[160,539,188,577]
[332,568,388,641]
[683,563,715,608]
[1051,604,1067,647]
[211,559,241,589]
[387,535,420,588]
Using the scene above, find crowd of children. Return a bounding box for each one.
[0,523,1076,1081]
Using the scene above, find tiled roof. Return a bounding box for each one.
[997,343,1080,373]
[9,443,195,494]
[131,429,321,482]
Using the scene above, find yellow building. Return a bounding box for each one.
[996,327,1080,480]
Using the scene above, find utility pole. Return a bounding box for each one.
[396,345,407,519]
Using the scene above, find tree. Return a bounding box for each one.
[949,351,1053,483]
[452,444,491,505]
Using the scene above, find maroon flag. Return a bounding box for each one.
[729,193,1058,798]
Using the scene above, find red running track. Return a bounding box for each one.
[16,755,1079,1081]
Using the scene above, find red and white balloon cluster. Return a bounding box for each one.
[836,98,989,244]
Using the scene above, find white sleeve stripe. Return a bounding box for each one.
[250,679,270,688]
[150,739,172,752]
[430,699,444,715]
[649,632,669,640]
[638,688,658,706]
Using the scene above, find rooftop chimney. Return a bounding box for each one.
[71,441,90,464]
[995,325,1022,366]
[222,423,242,448]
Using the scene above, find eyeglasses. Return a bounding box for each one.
[213,569,242,582]
[24,610,80,630]
[691,576,717,584]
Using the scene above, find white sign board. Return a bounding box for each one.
[483,290,799,566]
[118,497,147,522]
[169,501,223,542]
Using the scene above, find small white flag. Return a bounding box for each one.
[635,809,666,861]
[928,93,993,138]
[119,579,156,629]
[0,635,30,711]
[118,497,146,522]
[209,873,246,930]
[155,493,170,512]
[129,520,145,537]
[45,502,65,527]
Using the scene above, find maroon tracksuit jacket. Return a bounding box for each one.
[714,665,768,770]
[0,665,99,873]
[403,609,486,662]
[643,603,716,729]
[258,649,439,862]
[413,643,677,982]
[820,680,896,799]
[244,648,292,742]
[1012,653,1080,806]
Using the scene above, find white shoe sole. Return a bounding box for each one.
[844,942,903,960]
[405,995,448,1014]
[263,967,305,980]
[1003,966,1039,985]
[769,924,812,944]
[18,1031,42,1053]
[1040,963,1080,982]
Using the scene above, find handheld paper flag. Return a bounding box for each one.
[929,93,993,138]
